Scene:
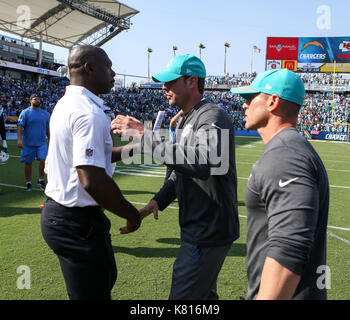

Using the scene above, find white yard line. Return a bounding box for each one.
[0,182,41,191]
[1,182,349,244]
[327,232,350,245]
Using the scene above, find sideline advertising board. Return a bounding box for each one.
[266,37,350,73]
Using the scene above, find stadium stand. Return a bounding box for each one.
[0,0,139,82]
[1,72,349,137]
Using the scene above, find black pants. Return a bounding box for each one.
[169,241,232,300]
[0,114,6,140]
[164,166,173,182]
[41,198,117,300]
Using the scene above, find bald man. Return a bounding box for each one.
[232,69,329,300]
[41,46,141,300]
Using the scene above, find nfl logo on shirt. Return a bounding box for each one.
[85,148,94,157]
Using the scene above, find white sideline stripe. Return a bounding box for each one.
[9,153,350,164]
[115,170,164,178]
[0,182,40,191]
[327,232,350,245]
[130,201,350,232]
[131,201,179,210]
[1,183,349,242]
[118,168,166,175]
[327,225,350,231]
[323,159,350,163]
[116,170,350,189]
[327,169,350,173]
[330,184,350,189]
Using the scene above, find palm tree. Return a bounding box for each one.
[173,46,178,57]
[147,48,153,80]
[199,43,205,59]
[224,42,230,75]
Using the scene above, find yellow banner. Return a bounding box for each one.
[282,60,297,71]
[321,63,350,72]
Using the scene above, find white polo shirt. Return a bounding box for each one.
[45,85,113,207]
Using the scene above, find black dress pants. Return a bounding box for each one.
[41,198,117,300]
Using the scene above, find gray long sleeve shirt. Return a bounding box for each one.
[245,127,329,300]
[141,99,240,247]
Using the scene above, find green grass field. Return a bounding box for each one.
[0,137,349,300]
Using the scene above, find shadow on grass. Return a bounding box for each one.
[113,245,180,258]
[0,206,42,217]
[121,190,156,196]
[113,238,246,257]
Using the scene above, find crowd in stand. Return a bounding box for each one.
[299,73,350,87]
[298,92,350,133]
[205,72,256,87]
[205,71,350,90]
[0,76,65,118]
[0,74,349,133]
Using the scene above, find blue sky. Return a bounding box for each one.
[2,0,350,83]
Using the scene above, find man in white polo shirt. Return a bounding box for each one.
[41,45,141,300]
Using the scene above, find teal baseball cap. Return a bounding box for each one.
[230,69,305,106]
[152,54,206,83]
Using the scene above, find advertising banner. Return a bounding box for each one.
[0,60,60,77]
[266,36,350,72]
[282,60,297,71]
[311,131,348,141]
[328,37,350,63]
[297,62,324,72]
[266,37,299,60]
[298,37,332,64]
[266,59,282,70]
[320,63,350,73]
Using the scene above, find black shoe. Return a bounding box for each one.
[26,182,32,192]
[38,179,46,191]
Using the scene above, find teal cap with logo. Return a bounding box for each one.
[152,54,206,83]
[230,69,305,106]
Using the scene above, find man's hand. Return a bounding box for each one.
[111,115,145,141]
[139,199,159,220]
[17,139,24,149]
[120,216,141,234]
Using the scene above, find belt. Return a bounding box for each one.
[46,197,104,212]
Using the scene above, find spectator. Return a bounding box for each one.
[0,73,349,134]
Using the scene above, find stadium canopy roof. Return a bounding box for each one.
[0,0,139,49]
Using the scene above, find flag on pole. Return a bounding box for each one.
[253,45,261,53]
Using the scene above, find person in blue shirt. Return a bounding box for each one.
[17,94,50,191]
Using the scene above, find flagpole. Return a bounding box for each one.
[250,47,254,74]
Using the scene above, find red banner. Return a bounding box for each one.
[266,37,299,60]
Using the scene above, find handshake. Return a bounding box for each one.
[120,199,159,234]
[111,115,145,140]
[111,115,160,234]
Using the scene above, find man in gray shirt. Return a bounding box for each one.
[231,69,329,300]
[112,54,239,299]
